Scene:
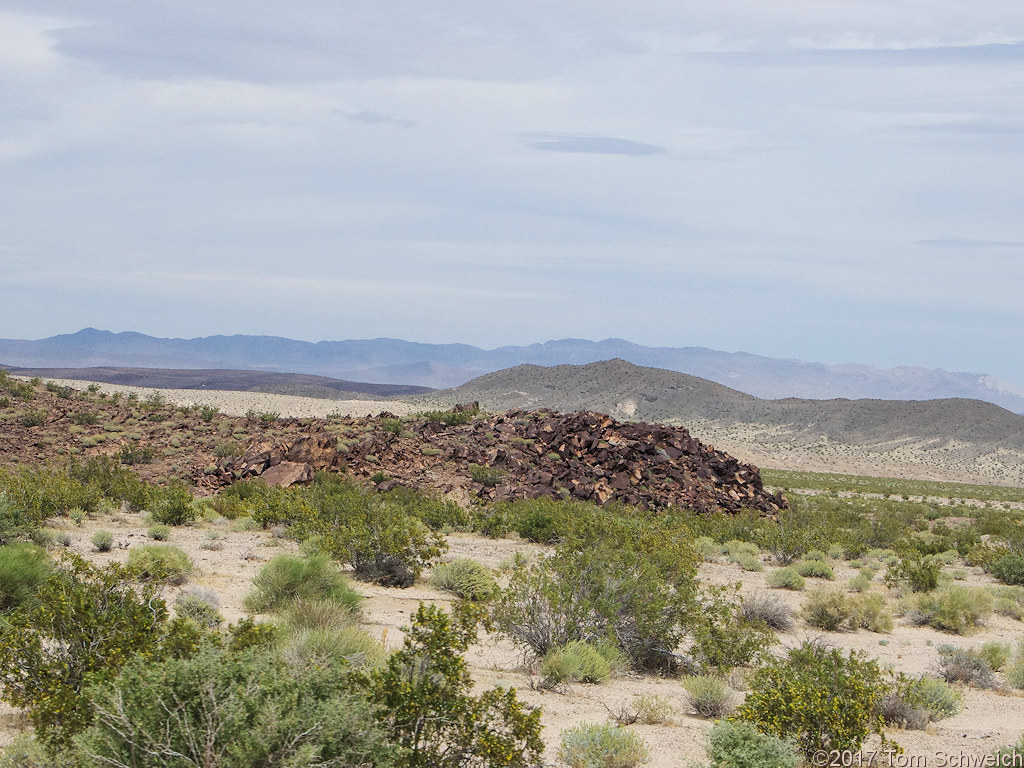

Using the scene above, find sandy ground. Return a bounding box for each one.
[5,512,1024,765]
[40,378,420,419]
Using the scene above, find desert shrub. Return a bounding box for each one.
[117,444,154,465]
[174,591,224,629]
[910,586,994,634]
[995,597,1024,621]
[126,545,194,585]
[292,478,446,587]
[469,463,505,488]
[850,593,894,633]
[278,596,358,633]
[733,552,764,571]
[214,438,245,459]
[67,455,150,511]
[558,723,648,768]
[937,646,997,688]
[198,403,220,422]
[0,733,76,768]
[0,542,52,613]
[430,558,498,601]
[245,554,361,615]
[245,409,280,422]
[0,465,103,523]
[802,589,855,631]
[367,602,543,768]
[991,553,1024,586]
[0,556,190,748]
[414,406,481,426]
[1006,658,1024,689]
[71,410,99,425]
[283,626,384,671]
[20,409,46,427]
[493,516,698,671]
[885,552,941,592]
[879,676,962,729]
[766,566,806,590]
[848,570,874,592]
[147,524,170,540]
[91,529,114,552]
[0,494,33,545]
[147,481,198,525]
[691,586,777,672]
[540,641,612,687]
[742,592,793,631]
[631,694,675,725]
[793,559,834,579]
[74,643,394,768]
[682,674,733,717]
[705,720,798,768]
[993,734,1024,765]
[976,640,1013,672]
[737,641,891,759]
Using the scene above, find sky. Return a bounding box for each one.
[1,2,1023,386]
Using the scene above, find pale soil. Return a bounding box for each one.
[5,514,1024,765]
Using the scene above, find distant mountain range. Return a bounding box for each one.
[2,328,1023,414]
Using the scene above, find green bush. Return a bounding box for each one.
[91,530,114,552]
[147,524,170,540]
[74,644,394,768]
[540,641,612,686]
[849,593,894,633]
[691,586,777,672]
[793,559,834,579]
[148,481,198,525]
[244,553,362,615]
[737,641,891,759]
[126,545,194,585]
[1006,658,1024,689]
[0,733,76,768]
[117,444,155,465]
[879,675,962,729]
[705,721,798,768]
[682,674,733,717]
[293,479,446,587]
[0,542,52,613]
[802,589,854,631]
[976,640,1013,672]
[174,591,224,629]
[991,553,1024,586]
[283,625,384,671]
[0,555,188,748]
[469,463,505,488]
[558,723,649,768]
[367,602,543,768]
[937,646,997,688]
[493,517,698,671]
[766,566,805,591]
[909,586,993,634]
[631,694,675,725]
[885,552,941,592]
[430,558,498,601]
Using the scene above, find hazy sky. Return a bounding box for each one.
[2,2,1023,385]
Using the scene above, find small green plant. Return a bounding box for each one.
[937,646,997,688]
[147,482,198,526]
[71,411,99,426]
[19,409,47,427]
[244,554,361,615]
[885,552,941,592]
[540,641,612,687]
[0,542,52,613]
[991,553,1024,586]
[198,404,220,422]
[793,559,834,579]
[909,586,993,634]
[91,530,114,552]
[214,439,244,459]
[147,524,170,541]
[705,721,798,768]
[631,694,675,725]
[174,591,224,629]
[469,463,506,488]
[126,545,194,585]
[558,723,649,768]
[802,589,854,631]
[766,566,806,590]
[682,674,733,717]
[976,640,1013,672]
[430,558,498,601]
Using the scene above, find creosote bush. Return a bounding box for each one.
[737,640,892,759]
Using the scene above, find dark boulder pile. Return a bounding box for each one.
[209,405,786,515]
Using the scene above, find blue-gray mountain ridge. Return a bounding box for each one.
[2,328,1022,415]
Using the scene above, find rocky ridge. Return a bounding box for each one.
[208,404,785,515]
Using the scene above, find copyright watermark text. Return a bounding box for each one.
[810,750,1024,767]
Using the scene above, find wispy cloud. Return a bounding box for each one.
[522,133,667,156]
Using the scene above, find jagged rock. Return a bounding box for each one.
[260,461,314,488]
